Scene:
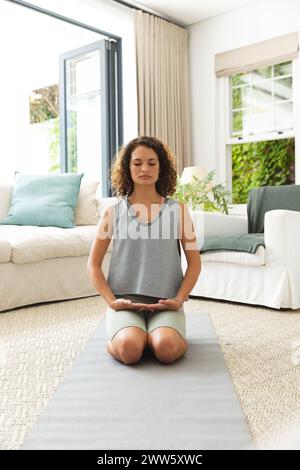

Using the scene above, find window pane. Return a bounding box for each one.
[242,108,252,135]
[274,101,293,130]
[230,60,293,138]
[274,77,292,101]
[252,80,272,103]
[232,85,251,109]
[251,66,271,82]
[65,49,101,177]
[232,110,243,133]
[274,61,292,77]
[232,87,241,109]
[231,73,251,86]
[251,105,273,133]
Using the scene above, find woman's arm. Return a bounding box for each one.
[87,205,116,307]
[175,202,201,304]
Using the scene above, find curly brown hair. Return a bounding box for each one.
[109,136,178,197]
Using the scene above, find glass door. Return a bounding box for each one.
[59,39,122,196]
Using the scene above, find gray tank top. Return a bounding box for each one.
[107,196,185,300]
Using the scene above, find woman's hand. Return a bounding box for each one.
[145,298,183,312]
[109,298,152,311]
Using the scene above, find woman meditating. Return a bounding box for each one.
[87,136,201,365]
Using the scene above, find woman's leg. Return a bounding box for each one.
[107,326,148,365]
[147,327,188,364]
[105,306,148,365]
[147,308,188,364]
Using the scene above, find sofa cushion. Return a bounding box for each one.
[74,180,100,225]
[1,180,102,226]
[0,240,11,263]
[201,245,265,266]
[0,225,113,264]
[96,196,119,216]
[0,173,83,228]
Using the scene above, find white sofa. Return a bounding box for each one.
[0,183,116,313]
[186,210,300,310]
[1,183,299,312]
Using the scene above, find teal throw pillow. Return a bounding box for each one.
[0,173,84,228]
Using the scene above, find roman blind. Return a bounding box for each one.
[215,32,299,77]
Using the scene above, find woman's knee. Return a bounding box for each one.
[154,340,179,363]
[112,329,147,365]
[149,329,188,363]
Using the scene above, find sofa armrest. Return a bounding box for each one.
[265,209,300,266]
[190,210,248,249]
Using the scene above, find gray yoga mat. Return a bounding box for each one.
[21,312,253,450]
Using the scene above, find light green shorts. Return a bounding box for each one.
[105,294,186,341]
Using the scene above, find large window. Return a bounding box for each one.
[0,1,123,197]
[228,60,295,203]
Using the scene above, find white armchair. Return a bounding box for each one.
[182,207,300,310]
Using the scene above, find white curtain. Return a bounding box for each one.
[134,10,192,175]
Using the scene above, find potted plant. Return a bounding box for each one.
[173,169,231,214]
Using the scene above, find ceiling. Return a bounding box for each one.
[121,0,262,26]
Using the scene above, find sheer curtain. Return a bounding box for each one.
[134,10,192,175]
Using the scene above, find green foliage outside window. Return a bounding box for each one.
[67,111,78,173]
[48,113,78,174]
[232,138,295,203]
[30,82,77,174]
[30,85,59,124]
[49,117,60,173]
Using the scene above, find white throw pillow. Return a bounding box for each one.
[74,180,100,225]
[96,196,119,217]
[0,184,13,219]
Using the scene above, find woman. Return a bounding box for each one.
[87,136,201,365]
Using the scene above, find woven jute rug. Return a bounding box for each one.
[0,295,300,450]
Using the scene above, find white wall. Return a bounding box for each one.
[0,0,137,182]
[188,0,300,185]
